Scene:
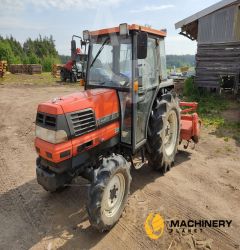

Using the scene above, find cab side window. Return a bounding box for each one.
[135,38,159,144]
[138,38,158,90]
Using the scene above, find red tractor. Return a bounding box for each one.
[35,24,201,231]
[60,36,87,82]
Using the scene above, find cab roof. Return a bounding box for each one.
[90,24,167,37]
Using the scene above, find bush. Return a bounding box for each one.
[183,76,198,97]
[42,56,60,72]
[182,76,230,127]
[12,55,21,64]
[28,53,40,64]
[22,55,30,64]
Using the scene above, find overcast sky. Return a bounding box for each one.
[0,0,220,55]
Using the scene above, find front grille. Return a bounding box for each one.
[70,109,96,136]
[36,113,44,124]
[36,113,57,128]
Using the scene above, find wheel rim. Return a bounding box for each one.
[163,110,178,156]
[101,173,125,218]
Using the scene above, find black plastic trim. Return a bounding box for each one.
[36,112,71,139]
[66,109,120,139]
[60,150,71,158]
[36,135,119,175]
[86,84,130,92]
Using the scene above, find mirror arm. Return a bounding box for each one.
[72,35,82,41]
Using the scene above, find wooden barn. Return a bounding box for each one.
[175,0,240,93]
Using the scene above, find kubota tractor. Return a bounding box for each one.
[60,35,88,82]
[35,24,201,231]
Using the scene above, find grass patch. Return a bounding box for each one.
[0,72,58,86]
[183,77,240,143]
[0,72,81,88]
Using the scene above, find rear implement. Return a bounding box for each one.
[180,102,201,145]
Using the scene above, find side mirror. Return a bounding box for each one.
[137,32,148,59]
[71,39,77,58]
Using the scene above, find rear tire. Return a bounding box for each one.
[146,93,180,173]
[87,154,131,232]
[60,69,67,82]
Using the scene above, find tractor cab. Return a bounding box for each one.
[81,24,173,153]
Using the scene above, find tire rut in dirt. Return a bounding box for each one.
[0,158,50,249]
[142,183,239,249]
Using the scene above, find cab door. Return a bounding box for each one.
[133,36,160,151]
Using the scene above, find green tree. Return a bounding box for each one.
[166,55,195,69]
[0,35,60,71]
[42,56,60,72]
[0,40,15,63]
[28,53,39,64]
[6,36,24,59]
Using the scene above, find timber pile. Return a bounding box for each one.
[52,64,63,78]
[29,64,42,74]
[0,61,7,77]
[9,64,42,74]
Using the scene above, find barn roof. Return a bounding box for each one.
[175,0,239,40]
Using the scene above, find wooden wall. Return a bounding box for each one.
[198,4,240,44]
[195,42,240,91]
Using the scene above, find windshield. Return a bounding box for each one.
[88,35,132,89]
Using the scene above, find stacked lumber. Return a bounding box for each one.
[29,64,42,74]
[52,64,63,78]
[0,61,7,77]
[9,64,24,74]
[9,64,42,74]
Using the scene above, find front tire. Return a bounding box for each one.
[146,93,180,173]
[87,154,131,232]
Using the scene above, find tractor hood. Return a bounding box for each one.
[37,88,119,120]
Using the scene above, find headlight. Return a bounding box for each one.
[35,125,68,144]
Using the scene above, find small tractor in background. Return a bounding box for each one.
[35,24,201,232]
[60,35,87,82]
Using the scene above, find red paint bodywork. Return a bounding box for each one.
[38,88,119,117]
[35,89,201,165]
[180,102,201,143]
[35,89,120,163]
[62,48,82,71]
[63,60,73,71]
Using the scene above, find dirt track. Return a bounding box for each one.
[0,84,239,250]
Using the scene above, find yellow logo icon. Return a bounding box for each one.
[144,213,165,240]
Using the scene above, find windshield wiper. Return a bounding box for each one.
[90,37,110,68]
